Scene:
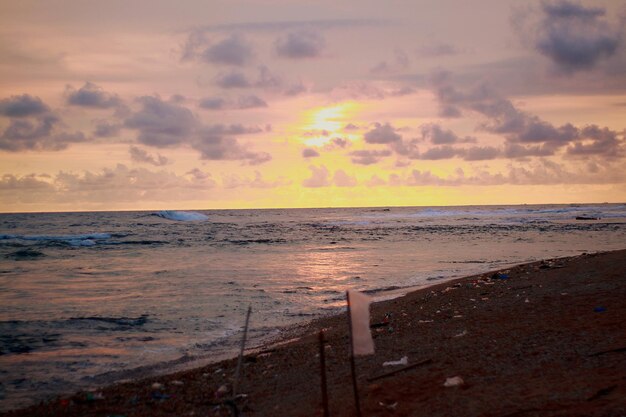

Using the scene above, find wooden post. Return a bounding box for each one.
[233,305,252,398]
[346,291,362,417]
[319,330,330,417]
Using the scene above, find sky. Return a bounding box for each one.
[1,0,625,212]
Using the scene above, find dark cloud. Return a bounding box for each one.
[129,146,169,166]
[214,66,282,90]
[237,95,267,109]
[204,124,263,136]
[463,146,501,161]
[418,146,461,160]
[199,97,227,110]
[524,1,622,73]
[93,121,121,138]
[66,82,122,109]
[566,125,624,157]
[0,94,50,117]
[302,148,320,158]
[349,149,392,165]
[169,94,186,104]
[503,143,556,158]
[215,71,252,89]
[199,95,267,110]
[429,72,614,157]
[202,34,253,66]
[364,123,402,144]
[344,123,359,131]
[124,96,270,163]
[275,31,325,59]
[0,114,84,151]
[125,96,197,147]
[421,123,476,144]
[302,165,330,187]
[192,128,271,165]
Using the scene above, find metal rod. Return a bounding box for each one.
[233,305,252,398]
[319,330,330,417]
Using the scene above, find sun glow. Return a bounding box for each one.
[299,102,362,146]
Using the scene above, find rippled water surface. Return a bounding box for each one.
[1,204,625,410]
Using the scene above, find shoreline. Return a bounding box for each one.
[3,249,625,416]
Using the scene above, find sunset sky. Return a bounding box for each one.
[1,0,625,212]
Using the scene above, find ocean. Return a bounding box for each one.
[1,204,625,411]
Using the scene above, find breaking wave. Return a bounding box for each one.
[153,210,208,222]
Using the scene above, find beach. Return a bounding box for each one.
[4,249,625,417]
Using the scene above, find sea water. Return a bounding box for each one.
[1,204,625,410]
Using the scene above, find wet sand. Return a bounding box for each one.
[3,249,625,417]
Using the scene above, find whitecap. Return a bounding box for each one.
[154,210,208,222]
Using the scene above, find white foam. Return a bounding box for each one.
[154,211,208,222]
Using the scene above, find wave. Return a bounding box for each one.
[153,210,208,222]
[0,233,112,247]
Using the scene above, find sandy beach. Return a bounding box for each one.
[3,249,625,417]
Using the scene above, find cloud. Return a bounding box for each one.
[349,149,392,165]
[93,120,121,138]
[429,72,624,158]
[520,0,622,73]
[124,96,196,147]
[214,66,282,90]
[463,146,501,161]
[370,49,411,74]
[199,95,267,110]
[201,34,254,66]
[66,82,122,109]
[203,124,263,136]
[331,137,349,148]
[333,170,357,187]
[0,114,88,151]
[302,165,330,187]
[302,148,320,158]
[416,42,460,58]
[420,123,476,144]
[215,71,252,89]
[364,123,402,144]
[124,96,270,163]
[223,171,288,189]
[419,146,463,160]
[0,173,54,191]
[129,146,169,166]
[192,130,271,165]
[566,125,624,157]
[53,164,217,201]
[199,97,226,110]
[365,175,386,186]
[0,94,50,117]
[237,95,267,109]
[275,31,325,59]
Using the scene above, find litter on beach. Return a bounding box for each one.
[444,376,464,387]
[383,356,408,366]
